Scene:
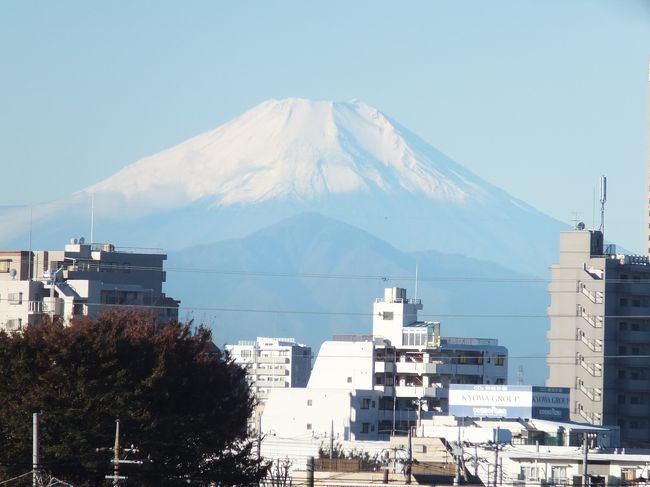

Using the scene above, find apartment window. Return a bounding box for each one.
[632,323,641,331]
[382,312,393,320]
[632,299,642,307]
[630,396,642,405]
[361,422,370,434]
[307,399,312,406]
[8,292,22,305]
[495,355,505,366]
[621,274,629,280]
[495,378,505,385]
[360,398,371,409]
[306,423,312,431]
[632,347,640,355]
[620,322,628,330]
[0,260,10,273]
[241,350,252,358]
[347,377,352,383]
[375,376,384,385]
[620,298,629,306]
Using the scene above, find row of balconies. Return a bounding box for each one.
[375,385,444,398]
[375,361,488,376]
[249,367,288,376]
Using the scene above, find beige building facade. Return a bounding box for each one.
[546,229,650,446]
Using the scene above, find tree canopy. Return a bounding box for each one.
[0,311,267,486]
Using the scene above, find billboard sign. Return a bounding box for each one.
[448,385,569,420]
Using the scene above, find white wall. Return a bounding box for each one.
[308,341,374,390]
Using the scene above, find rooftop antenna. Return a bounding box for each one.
[516,365,524,385]
[28,206,32,281]
[414,264,419,301]
[90,192,95,244]
[599,175,606,235]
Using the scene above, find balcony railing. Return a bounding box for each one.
[579,358,602,377]
[578,333,603,352]
[577,305,603,329]
[578,382,602,402]
[579,282,603,304]
[577,407,602,424]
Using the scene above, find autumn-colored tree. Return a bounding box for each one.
[0,311,267,486]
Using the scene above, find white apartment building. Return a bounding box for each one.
[226,337,312,403]
[261,287,508,441]
[0,240,179,330]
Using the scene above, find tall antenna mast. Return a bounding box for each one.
[599,175,606,235]
[414,264,419,301]
[90,193,95,244]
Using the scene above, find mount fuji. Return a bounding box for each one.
[2,98,564,276]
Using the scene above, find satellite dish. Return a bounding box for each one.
[9,269,16,280]
[79,237,85,244]
[577,222,586,231]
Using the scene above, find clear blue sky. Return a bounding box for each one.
[1,0,649,251]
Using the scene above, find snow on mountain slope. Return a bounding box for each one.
[85,98,494,209]
[1,98,565,276]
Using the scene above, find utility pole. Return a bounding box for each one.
[329,420,334,460]
[33,413,41,487]
[494,427,500,487]
[113,419,120,487]
[406,427,412,485]
[307,456,314,487]
[583,434,589,487]
[99,419,143,485]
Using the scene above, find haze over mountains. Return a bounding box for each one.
[1,98,566,383]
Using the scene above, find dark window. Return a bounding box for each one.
[620,298,629,306]
[382,312,393,320]
[347,377,352,383]
[618,395,626,404]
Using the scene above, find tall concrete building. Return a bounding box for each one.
[0,240,179,330]
[546,229,650,446]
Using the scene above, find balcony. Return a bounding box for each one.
[578,306,603,329]
[395,385,440,398]
[578,333,602,352]
[578,383,602,402]
[252,368,288,376]
[579,282,603,304]
[577,407,602,424]
[579,359,602,377]
[395,362,438,374]
[255,356,289,364]
[375,362,395,373]
[253,380,288,388]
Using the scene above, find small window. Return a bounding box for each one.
[347,377,352,383]
[361,422,370,434]
[620,322,628,330]
[307,399,312,406]
[382,312,394,320]
[360,398,371,409]
[306,423,312,430]
[632,347,640,355]
[0,260,11,273]
[620,298,629,306]
[495,355,505,366]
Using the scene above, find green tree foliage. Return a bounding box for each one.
[0,311,268,486]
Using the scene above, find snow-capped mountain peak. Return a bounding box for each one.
[85,98,488,208]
